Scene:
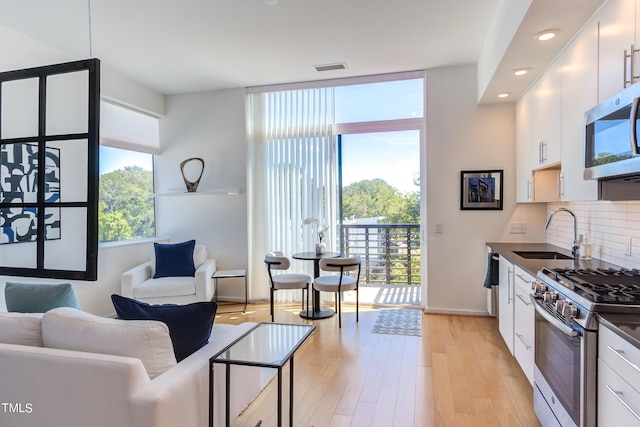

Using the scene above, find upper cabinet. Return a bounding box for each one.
[531,64,562,169]
[516,65,562,203]
[516,93,533,203]
[560,19,599,201]
[597,0,636,102]
[516,1,628,203]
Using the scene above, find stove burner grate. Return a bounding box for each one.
[549,268,640,303]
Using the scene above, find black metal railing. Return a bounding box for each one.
[341,224,421,285]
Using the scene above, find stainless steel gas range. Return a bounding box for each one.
[532,266,640,427]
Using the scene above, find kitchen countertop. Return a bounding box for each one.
[486,242,620,278]
[598,314,640,350]
[488,241,640,349]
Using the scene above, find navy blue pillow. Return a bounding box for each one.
[153,240,196,279]
[111,294,217,362]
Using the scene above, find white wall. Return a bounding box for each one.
[155,88,249,302]
[0,25,165,116]
[425,65,547,315]
[477,0,531,101]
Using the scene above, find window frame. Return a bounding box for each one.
[98,146,157,245]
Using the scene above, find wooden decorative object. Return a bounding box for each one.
[180,157,205,192]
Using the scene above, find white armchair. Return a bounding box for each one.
[121,244,216,305]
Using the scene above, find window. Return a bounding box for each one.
[99,102,158,244]
[335,78,424,123]
[248,71,426,304]
[99,146,155,243]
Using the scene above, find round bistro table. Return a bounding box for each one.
[292,251,340,320]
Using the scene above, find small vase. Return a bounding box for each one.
[315,242,326,254]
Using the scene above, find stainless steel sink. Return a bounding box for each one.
[513,250,573,260]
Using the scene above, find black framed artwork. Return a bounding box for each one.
[0,59,100,280]
[460,170,503,210]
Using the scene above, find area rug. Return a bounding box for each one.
[371,309,422,336]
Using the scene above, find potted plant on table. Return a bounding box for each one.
[302,217,329,254]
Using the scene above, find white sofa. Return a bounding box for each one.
[0,309,271,427]
[121,244,216,305]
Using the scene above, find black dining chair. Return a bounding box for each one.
[264,251,311,322]
[313,255,361,328]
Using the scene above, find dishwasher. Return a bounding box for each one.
[485,247,499,317]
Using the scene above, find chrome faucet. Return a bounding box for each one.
[544,207,582,259]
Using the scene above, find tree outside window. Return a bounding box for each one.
[99,147,155,243]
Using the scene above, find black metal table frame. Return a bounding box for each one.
[208,322,315,427]
[212,269,248,313]
[292,252,340,320]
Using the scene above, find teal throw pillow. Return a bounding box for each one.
[153,240,196,278]
[111,294,217,362]
[5,282,81,313]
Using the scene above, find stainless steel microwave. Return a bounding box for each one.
[584,83,640,181]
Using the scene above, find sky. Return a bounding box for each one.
[341,131,420,194]
[99,146,153,175]
[335,78,422,194]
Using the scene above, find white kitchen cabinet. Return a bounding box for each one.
[498,255,514,354]
[597,0,636,102]
[598,323,640,426]
[513,266,535,384]
[516,94,533,203]
[560,19,599,201]
[531,63,562,169]
[533,167,561,203]
[516,70,561,203]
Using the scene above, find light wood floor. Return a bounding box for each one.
[214,302,540,427]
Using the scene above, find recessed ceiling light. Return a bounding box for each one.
[498,92,510,98]
[535,29,558,41]
[513,68,529,76]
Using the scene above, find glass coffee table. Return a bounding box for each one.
[209,322,315,427]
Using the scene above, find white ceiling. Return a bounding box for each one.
[0,0,604,101]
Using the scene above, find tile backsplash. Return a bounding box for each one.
[546,201,640,269]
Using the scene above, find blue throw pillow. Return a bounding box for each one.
[5,282,81,313]
[153,240,197,279]
[111,294,217,362]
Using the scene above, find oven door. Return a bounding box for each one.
[530,295,596,427]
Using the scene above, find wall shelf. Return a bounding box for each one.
[154,188,242,196]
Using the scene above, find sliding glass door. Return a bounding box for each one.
[337,129,422,306]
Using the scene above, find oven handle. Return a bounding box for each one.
[529,294,579,337]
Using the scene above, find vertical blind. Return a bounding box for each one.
[248,87,337,302]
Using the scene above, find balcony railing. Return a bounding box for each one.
[341,224,420,285]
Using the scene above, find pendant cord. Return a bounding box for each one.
[87,0,93,58]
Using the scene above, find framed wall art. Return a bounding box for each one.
[0,143,61,244]
[460,170,503,210]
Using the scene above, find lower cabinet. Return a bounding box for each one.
[598,323,640,426]
[513,266,535,384]
[498,257,535,384]
[498,256,514,354]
